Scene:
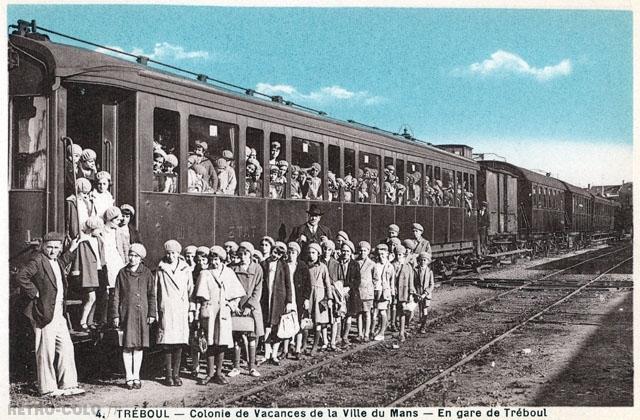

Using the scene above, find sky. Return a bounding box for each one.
[6,4,633,186]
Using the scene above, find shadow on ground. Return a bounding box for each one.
[531,293,633,406]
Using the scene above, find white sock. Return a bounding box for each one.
[123,350,134,382]
[133,349,143,381]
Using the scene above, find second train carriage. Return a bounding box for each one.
[477,159,619,253]
[8,25,479,271]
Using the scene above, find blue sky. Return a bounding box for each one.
[7,5,633,185]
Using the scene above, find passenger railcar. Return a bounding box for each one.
[8,24,478,269]
[478,160,565,240]
[591,194,617,236]
[562,181,593,242]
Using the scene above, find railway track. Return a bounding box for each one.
[387,253,632,407]
[215,244,631,407]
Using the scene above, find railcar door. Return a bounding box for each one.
[506,175,518,233]
[9,42,53,262]
[64,83,137,222]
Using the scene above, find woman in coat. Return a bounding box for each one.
[305,243,333,354]
[195,246,245,385]
[230,242,264,378]
[155,240,193,387]
[110,244,156,389]
[355,241,376,342]
[286,242,311,359]
[259,241,293,365]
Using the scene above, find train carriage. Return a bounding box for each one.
[590,194,618,240]
[562,181,593,242]
[8,25,479,269]
[477,160,566,250]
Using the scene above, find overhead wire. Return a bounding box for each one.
[9,19,431,145]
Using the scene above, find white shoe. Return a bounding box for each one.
[42,389,65,397]
[61,387,85,396]
[373,334,385,341]
[249,368,261,377]
[227,368,241,378]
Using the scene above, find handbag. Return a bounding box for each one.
[404,299,418,313]
[231,315,255,332]
[103,328,124,347]
[300,317,314,331]
[277,311,300,339]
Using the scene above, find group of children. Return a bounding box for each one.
[148,136,473,212]
[154,140,238,195]
[96,222,436,389]
[64,143,436,389]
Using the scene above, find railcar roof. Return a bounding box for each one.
[10,33,478,168]
[562,181,591,197]
[479,160,567,190]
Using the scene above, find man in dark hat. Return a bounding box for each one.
[288,204,333,252]
[477,201,490,255]
[16,232,85,397]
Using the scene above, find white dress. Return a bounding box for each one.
[91,190,114,220]
[102,227,125,288]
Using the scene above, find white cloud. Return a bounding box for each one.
[94,43,208,61]
[255,83,383,105]
[461,50,572,82]
[149,42,208,60]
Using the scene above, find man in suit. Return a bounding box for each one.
[478,201,490,255]
[287,204,333,254]
[16,232,85,397]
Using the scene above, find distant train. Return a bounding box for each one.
[8,20,621,277]
[476,160,619,256]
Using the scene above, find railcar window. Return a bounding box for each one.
[188,115,238,195]
[358,152,381,204]
[153,108,180,193]
[424,165,434,206]
[396,159,406,205]
[383,157,398,205]
[431,166,443,206]
[268,133,287,198]
[11,96,47,190]
[292,137,323,200]
[407,161,423,205]
[456,171,464,207]
[344,148,356,203]
[463,173,472,211]
[469,174,476,209]
[245,127,264,197]
[442,169,454,207]
[328,145,340,201]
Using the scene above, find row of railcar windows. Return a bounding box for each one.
[150,108,476,209]
[532,185,564,210]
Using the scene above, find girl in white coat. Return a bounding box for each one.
[155,240,193,386]
[195,246,245,385]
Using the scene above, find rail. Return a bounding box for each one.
[386,252,632,407]
[218,245,629,406]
